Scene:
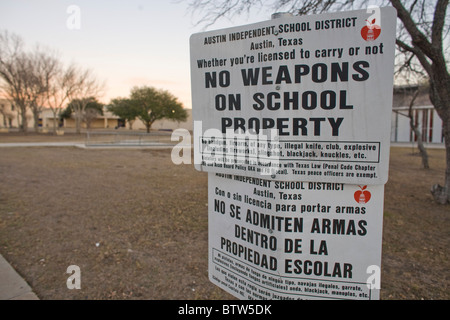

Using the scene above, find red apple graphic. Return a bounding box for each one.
[354,185,371,204]
[361,18,381,41]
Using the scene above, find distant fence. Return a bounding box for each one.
[85,131,177,147]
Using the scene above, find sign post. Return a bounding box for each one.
[190,7,396,300]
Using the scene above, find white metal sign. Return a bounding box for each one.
[208,173,384,300]
[191,7,397,185]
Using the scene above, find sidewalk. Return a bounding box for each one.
[0,142,85,148]
[0,254,39,300]
[0,141,177,149]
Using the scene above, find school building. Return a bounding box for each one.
[391,85,444,144]
[0,85,445,143]
[0,101,193,132]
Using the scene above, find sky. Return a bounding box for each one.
[0,0,272,109]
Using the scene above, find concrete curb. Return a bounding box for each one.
[0,254,39,300]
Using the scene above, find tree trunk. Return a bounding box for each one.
[430,115,450,204]
[75,110,82,134]
[409,116,430,169]
[19,105,28,133]
[32,108,39,133]
[429,74,450,204]
[408,89,429,169]
[431,119,450,204]
[51,109,57,134]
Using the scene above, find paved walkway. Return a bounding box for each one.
[0,141,178,149]
[0,142,85,148]
[0,254,39,300]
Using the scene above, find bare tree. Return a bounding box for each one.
[65,66,104,134]
[0,31,30,132]
[393,85,430,169]
[0,31,62,133]
[45,63,78,134]
[26,47,60,132]
[1,30,106,135]
[185,0,450,204]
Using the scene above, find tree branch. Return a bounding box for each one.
[396,39,432,76]
[389,0,435,61]
[431,0,448,54]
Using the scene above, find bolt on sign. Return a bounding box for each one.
[190,7,397,185]
[208,173,384,300]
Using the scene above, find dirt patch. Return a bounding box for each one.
[0,134,448,299]
[382,147,449,299]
